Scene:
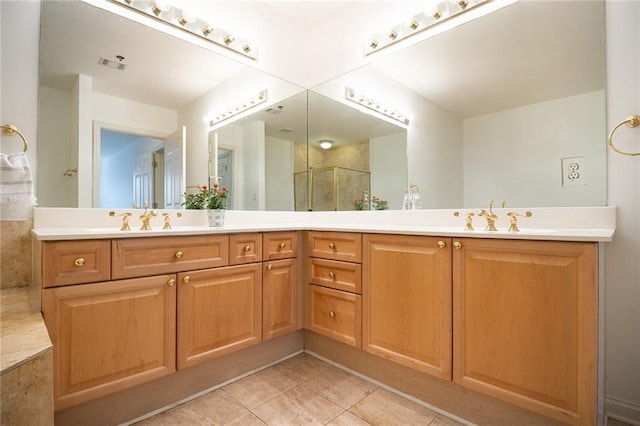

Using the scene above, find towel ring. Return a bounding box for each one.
[608,115,640,156]
[1,124,28,153]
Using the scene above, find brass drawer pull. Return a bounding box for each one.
[183,276,191,284]
[175,251,184,259]
[453,241,462,250]
[74,257,85,267]
[329,311,336,318]
[328,242,335,249]
[167,278,176,287]
[244,245,251,253]
[279,242,286,249]
[437,240,446,249]
[328,271,335,279]
[267,264,273,270]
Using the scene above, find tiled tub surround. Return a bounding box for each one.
[1,220,34,288]
[24,206,615,424]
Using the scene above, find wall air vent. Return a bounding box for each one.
[98,56,127,71]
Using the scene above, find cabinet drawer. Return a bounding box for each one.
[310,258,361,294]
[263,231,298,260]
[307,284,361,348]
[230,233,263,265]
[308,231,362,263]
[112,235,228,279]
[42,240,111,287]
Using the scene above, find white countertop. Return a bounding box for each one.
[31,207,616,242]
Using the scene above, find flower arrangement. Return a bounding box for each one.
[182,182,229,210]
[371,196,389,210]
[354,195,389,210]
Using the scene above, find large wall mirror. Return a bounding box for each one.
[310,0,606,209]
[37,0,305,210]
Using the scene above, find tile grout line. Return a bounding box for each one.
[304,349,477,426]
[123,349,304,426]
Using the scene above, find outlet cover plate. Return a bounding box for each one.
[561,156,586,186]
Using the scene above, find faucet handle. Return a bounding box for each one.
[162,212,183,230]
[453,211,475,231]
[109,211,132,231]
[507,211,533,232]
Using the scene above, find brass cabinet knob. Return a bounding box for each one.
[453,241,462,250]
[175,251,184,259]
[328,271,335,279]
[279,242,286,249]
[244,245,251,253]
[328,242,335,249]
[267,264,273,270]
[183,276,191,283]
[329,311,336,318]
[74,257,85,267]
[437,240,446,249]
[167,278,176,287]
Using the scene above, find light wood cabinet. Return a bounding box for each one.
[263,259,297,341]
[264,231,298,260]
[230,233,262,265]
[42,274,176,410]
[307,231,362,263]
[177,263,262,369]
[112,235,228,279]
[310,258,361,293]
[42,240,111,287]
[452,238,597,425]
[362,234,452,380]
[308,284,361,348]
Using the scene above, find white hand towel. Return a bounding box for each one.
[0,152,37,217]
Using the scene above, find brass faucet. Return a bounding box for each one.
[162,212,183,230]
[507,211,533,232]
[139,202,157,230]
[453,211,475,230]
[478,199,499,231]
[109,211,132,231]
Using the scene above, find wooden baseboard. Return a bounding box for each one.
[54,331,303,426]
[606,397,640,425]
[304,330,563,426]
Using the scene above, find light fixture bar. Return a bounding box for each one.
[364,0,500,56]
[208,89,268,128]
[110,0,257,60]
[345,87,410,126]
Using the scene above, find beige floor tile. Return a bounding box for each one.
[223,366,298,409]
[302,364,378,410]
[136,389,249,425]
[271,352,331,383]
[226,411,267,425]
[349,388,439,425]
[252,384,345,425]
[328,412,372,425]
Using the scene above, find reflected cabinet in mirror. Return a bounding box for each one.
[37,0,305,210]
[310,0,606,209]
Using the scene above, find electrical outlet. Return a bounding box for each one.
[561,156,586,186]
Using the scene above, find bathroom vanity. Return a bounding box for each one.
[31,207,615,425]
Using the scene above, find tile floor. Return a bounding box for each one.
[134,352,467,425]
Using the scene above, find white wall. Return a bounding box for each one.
[265,136,294,211]
[604,1,640,423]
[243,120,266,210]
[370,132,407,210]
[463,91,607,208]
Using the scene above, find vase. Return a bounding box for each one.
[207,209,225,228]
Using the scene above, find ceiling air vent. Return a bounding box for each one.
[266,105,284,114]
[98,56,127,71]
[278,127,294,133]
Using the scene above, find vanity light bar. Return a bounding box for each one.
[364,0,490,56]
[111,0,257,60]
[345,87,411,126]
[208,89,268,128]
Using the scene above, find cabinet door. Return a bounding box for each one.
[308,284,361,348]
[177,264,262,369]
[263,259,297,341]
[363,234,452,380]
[452,238,597,425]
[42,275,177,410]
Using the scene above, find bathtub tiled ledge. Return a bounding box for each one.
[32,206,616,242]
[0,286,52,373]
